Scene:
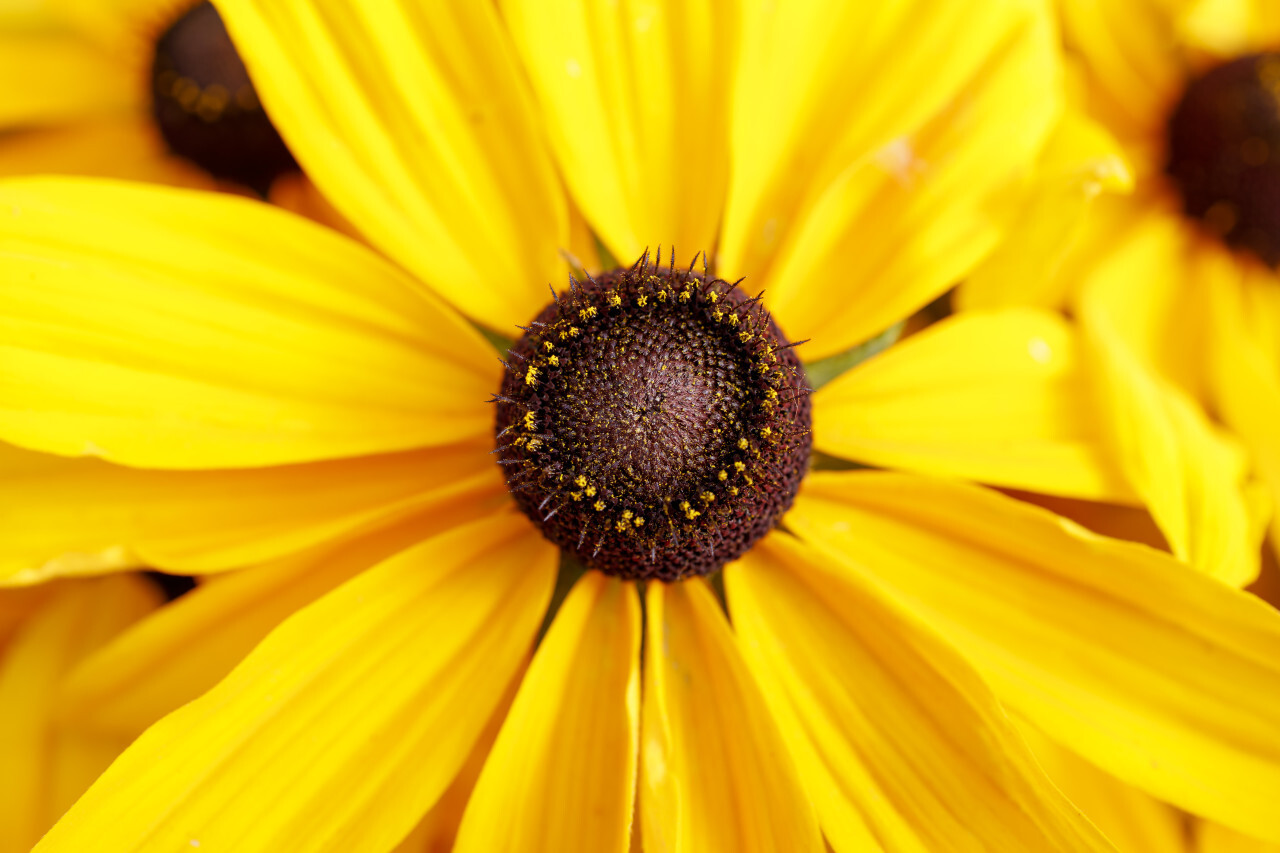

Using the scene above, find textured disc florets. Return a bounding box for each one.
[150,2,298,194]
[493,252,812,581]
[1166,52,1280,265]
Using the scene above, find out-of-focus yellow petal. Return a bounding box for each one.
[1199,821,1280,853]
[814,309,1134,502]
[727,534,1114,853]
[1057,0,1185,146]
[960,109,1133,312]
[790,470,1280,841]
[217,0,568,329]
[0,118,215,186]
[1080,236,1257,585]
[455,572,639,853]
[0,34,139,127]
[35,514,557,853]
[500,0,734,262]
[722,0,1057,358]
[1176,0,1280,62]
[0,177,496,470]
[640,580,822,853]
[59,492,510,738]
[1018,723,1185,853]
[1207,258,1280,566]
[0,437,504,583]
[0,575,162,852]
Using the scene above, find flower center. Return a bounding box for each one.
[493,253,812,582]
[150,2,297,194]
[1166,52,1280,265]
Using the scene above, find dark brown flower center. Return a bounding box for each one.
[1166,52,1280,265]
[493,253,812,582]
[150,2,297,194]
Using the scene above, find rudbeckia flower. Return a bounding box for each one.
[4,0,1280,850]
[961,0,1280,585]
[0,0,312,201]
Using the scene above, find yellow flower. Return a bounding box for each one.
[960,0,1280,586]
[2,0,1280,850]
[0,0,335,215]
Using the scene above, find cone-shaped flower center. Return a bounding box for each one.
[493,254,812,581]
[150,2,297,194]
[1166,52,1280,265]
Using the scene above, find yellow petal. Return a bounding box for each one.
[35,513,557,853]
[640,579,822,853]
[0,34,139,127]
[1016,722,1185,853]
[790,470,1280,841]
[0,177,496,469]
[727,533,1114,852]
[455,572,640,853]
[1079,237,1258,585]
[0,117,216,187]
[959,108,1134,312]
[814,309,1135,502]
[0,576,161,852]
[500,0,734,261]
[1206,259,1280,568]
[721,0,1057,358]
[0,436,503,583]
[59,491,510,738]
[1198,821,1280,853]
[217,0,568,329]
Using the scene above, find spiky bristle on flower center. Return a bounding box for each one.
[150,1,297,194]
[492,252,812,582]
[1166,52,1280,265]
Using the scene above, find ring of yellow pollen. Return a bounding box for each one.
[492,251,812,582]
[1166,51,1280,266]
[150,1,298,194]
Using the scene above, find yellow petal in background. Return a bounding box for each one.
[722,0,1057,358]
[1080,246,1258,585]
[814,309,1134,503]
[0,437,504,583]
[217,0,568,329]
[1207,260,1280,565]
[455,572,639,853]
[59,488,508,738]
[500,0,734,262]
[0,118,215,188]
[1198,821,1280,853]
[790,471,1280,841]
[0,177,497,470]
[959,108,1133,312]
[640,580,822,853]
[36,513,557,853]
[0,34,139,127]
[0,576,162,852]
[727,534,1113,853]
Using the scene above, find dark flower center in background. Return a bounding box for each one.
[494,253,812,582]
[150,2,297,194]
[1166,51,1280,265]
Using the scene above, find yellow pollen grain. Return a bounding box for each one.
[761,426,773,438]
[679,288,692,302]
[621,510,634,520]
[637,294,648,306]
[616,519,629,532]
[657,290,668,301]
[571,491,583,501]
[608,293,622,307]
[525,366,539,385]
[728,486,739,496]
[570,326,580,336]
[738,438,749,450]
[543,341,554,351]
[713,309,724,321]
[717,470,728,481]
[575,475,588,488]
[708,291,719,302]
[548,355,560,366]
[585,486,597,497]
[526,438,542,451]
[594,500,606,511]
[700,491,715,503]
[580,307,597,320]
[523,412,536,429]
[734,461,746,472]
